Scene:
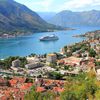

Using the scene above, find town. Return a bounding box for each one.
[0,30,100,100]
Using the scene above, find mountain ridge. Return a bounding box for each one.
[48,10,100,27]
[0,0,62,36]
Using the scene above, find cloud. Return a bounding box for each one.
[17,0,53,12]
[30,0,52,7]
[61,0,100,11]
[15,0,100,12]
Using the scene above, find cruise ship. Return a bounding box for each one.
[40,34,59,41]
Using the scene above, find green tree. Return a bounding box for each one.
[42,90,56,100]
[89,48,96,57]
[25,86,56,100]
[95,90,100,100]
[60,72,97,100]
[48,71,63,80]
[25,86,41,100]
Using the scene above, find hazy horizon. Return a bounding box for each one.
[15,0,100,12]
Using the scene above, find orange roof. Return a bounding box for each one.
[48,54,56,56]
[53,87,64,92]
[9,79,17,85]
[44,80,53,86]
[58,60,65,64]
[20,83,33,90]
[12,88,19,93]
[1,96,8,100]
[36,87,46,92]
[3,90,11,98]
[9,77,26,86]
[13,77,26,83]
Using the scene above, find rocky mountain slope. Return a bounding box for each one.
[48,10,100,27]
[0,0,61,35]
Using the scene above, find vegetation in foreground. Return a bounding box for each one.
[24,71,100,100]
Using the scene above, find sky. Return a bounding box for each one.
[15,0,100,12]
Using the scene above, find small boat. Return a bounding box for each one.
[40,34,59,41]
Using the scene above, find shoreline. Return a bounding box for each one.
[0,29,99,60]
[0,37,84,60]
[0,28,75,39]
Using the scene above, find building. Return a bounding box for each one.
[46,54,57,64]
[0,78,9,86]
[25,62,44,69]
[61,56,82,66]
[81,51,89,58]
[12,59,21,67]
[26,56,40,63]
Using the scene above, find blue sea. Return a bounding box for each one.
[0,26,100,59]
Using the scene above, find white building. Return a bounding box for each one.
[25,62,44,69]
[12,59,21,67]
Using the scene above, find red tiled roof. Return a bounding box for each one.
[58,60,65,64]
[53,87,64,92]
[12,88,19,93]
[0,96,8,100]
[20,83,33,90]
[9,79,17,86]
[9,77,26,86]
[36,87,46,92]
[13,77,26,83]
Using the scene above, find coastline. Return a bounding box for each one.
[0,32,85,60]
[73,30,100,38]
[0,28,75,39]
[0,28,99,59]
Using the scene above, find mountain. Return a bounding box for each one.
[0,0,61,35]
[37,12,56,21]
[48,10,100,27]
